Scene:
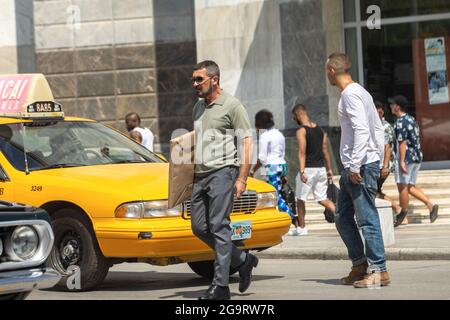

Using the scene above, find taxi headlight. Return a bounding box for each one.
[256,192,278,209]
[115,203,143,218]
[10,226,39,260]
[115,201,183,218]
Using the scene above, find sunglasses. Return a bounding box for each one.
[191,76,211,84]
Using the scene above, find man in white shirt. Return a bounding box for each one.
[326,52,390,288]
[125,112,154,151]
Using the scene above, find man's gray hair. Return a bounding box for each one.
[194,60,220,78]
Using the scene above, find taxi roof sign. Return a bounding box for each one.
[0,74,64,119]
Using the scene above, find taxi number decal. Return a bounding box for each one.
[0,188,4,195]
[31,186,43,192]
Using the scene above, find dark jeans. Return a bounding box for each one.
[335,161,387,272]
[190,166,247,287]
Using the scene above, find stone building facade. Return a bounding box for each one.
[1,0,346,178]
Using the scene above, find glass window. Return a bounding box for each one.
[360,0,450,20]
[362,19,450,121]
[343,0,356,22]
[0,121,163,172]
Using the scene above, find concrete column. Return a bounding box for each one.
[322,0,345,172]
[322,0,345,127]
[0,0,36,73]
[16,0,36,73]
[0,0,19,73]
[195,0,285,129]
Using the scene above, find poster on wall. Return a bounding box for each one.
[425,37,449,105]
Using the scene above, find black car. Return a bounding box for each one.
[0,201,60,300]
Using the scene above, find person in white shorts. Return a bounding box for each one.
[290,104,336,236]
[296,167,328,204]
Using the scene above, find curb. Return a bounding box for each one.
[255,247,450,260]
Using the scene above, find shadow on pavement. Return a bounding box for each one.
[41,272,283,295]
[301,278,342,286]
[159,289,255,300]
[158,275,281,299]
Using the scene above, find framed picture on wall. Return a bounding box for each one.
[425,37,450,105]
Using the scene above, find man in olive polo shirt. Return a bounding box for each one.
[191,60,259,300]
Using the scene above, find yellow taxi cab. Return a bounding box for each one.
[0,74,291,290]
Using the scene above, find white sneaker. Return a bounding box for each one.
[296,227,308,236]
[287,228,299,236]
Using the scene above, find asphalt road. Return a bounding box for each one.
[28,259,450,300]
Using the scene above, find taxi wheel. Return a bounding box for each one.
[188,260,239,279]
[46,208,109,291]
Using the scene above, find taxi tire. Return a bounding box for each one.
[46,209,109,291]
[188,260,239,279]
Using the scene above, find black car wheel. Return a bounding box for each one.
[188,260,239,279]
[46,208,109,291]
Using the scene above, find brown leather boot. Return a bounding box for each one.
[353,271,390,288]
[341,261,368,285]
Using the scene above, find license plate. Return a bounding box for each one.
[230,220,252,241]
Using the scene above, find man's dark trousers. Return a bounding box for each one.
[191,166,247,287]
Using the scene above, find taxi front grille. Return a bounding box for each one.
[183,190,257,218]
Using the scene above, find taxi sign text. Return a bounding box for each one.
[0,76,32,112]
[27,101,62,113]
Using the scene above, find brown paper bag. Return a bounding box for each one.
[168,131,195,208]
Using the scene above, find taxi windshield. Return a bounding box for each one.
[0,120,164,171]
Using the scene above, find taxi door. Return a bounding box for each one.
[0,159,14,203]
[0,134,47,207]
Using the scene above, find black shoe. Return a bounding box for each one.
[394,209,408,228]
[198,285,230,300]
[205,284,215,295]
[238,253,259,293]
[430,204,439,223]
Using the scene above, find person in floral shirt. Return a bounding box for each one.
[374,101,402,216]
[389,95,439,227]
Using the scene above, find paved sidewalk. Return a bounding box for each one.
[256,223,450,260]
